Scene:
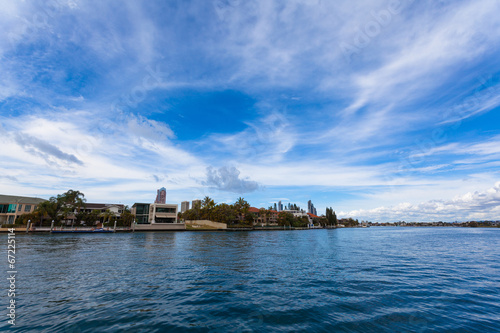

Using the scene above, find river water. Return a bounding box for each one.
[2,227,500,332]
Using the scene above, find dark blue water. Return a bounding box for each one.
[2,228,500,332]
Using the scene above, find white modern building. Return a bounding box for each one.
[131,202,185,230]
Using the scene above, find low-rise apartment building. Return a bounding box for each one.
[0,195,46,225]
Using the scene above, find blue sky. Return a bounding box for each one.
[1,0,500,221]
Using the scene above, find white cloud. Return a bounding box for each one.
[0,109,206,204]
[341,181,500,222]
[202,166,260,193]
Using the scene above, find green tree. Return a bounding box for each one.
[278,212,294,227]
[57,190,86,226]
[244,213,255,226]
[325,207,338,227]
[83,210,101,226]
[201,196,216,220]
[119,206,135,227]
[36,198,60,225]
[235,197,250,222]
[101,209,116,227]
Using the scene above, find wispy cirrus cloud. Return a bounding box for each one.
[14,132,83,166]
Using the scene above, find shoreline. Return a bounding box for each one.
[2,225,499,233]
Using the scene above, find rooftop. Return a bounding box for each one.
[0,194,46,205]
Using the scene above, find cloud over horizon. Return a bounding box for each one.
[202,166,260,193]
[341,182,500,222]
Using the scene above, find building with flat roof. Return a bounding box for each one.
[131,202,185,230]
[181,201,190,213]
[0,194,46,225]
[192,199,201,209]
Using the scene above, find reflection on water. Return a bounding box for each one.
[4,228,500,332]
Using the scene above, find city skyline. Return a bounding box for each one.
[1,1,499,221]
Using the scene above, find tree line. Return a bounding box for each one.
[14,190,135,227]
[181,197,254,226]
[181,196,315,228]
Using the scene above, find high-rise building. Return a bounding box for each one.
[155,187,167,204]
[181,201,190,213]
[278,200,282,212]
[192,199,201,209]
[308,200,317,215]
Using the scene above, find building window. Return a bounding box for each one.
[155,217,176,223]
[136,216,149,224]
[24,205,32,212]
[135,204,150,215]
[7,204,17,213]
[18,205,22,212]
[156,207,176,213]
[8,216,14,224]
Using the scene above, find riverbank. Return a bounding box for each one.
[2,225,498,233]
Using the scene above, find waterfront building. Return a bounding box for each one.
[307,213,320,224]
[0,194,46,225]
[81,203,125,216]
[65,203,125,225]
[155,187,167,204]
[248,207,279,225]
[181,201,190,213]
[131,202,185,230]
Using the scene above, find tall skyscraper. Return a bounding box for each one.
[181,201,190,213]
[308,200,317,215]
[192,199,201,209]
[278,200,282,212]
[155,187,167,204]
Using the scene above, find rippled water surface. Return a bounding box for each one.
[3,227,500,332]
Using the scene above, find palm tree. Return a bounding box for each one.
[57,190,86,226]
[201,196,216,220]
[100,209,116,228]
[36,199,59,226]
[119,206,135,227]
[234,197,250,223]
